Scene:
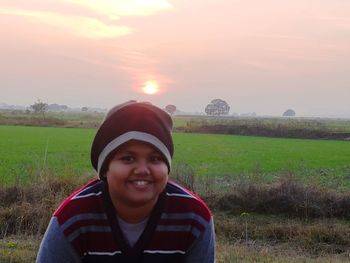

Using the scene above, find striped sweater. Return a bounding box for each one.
[36,179,215,263]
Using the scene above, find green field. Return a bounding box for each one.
[0,126,94,184]
[2,124,350,262]
[174,133,350,184]
[1,125,349,189]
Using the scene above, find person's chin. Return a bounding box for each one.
[128,194,158,207]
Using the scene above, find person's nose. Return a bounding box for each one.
[133,159,150,175]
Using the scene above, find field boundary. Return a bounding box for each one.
[175,124,350,140]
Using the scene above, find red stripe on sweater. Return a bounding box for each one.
[54,179,99,215]
[164,197,211,221]
[167,181,213,217]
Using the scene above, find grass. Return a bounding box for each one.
[1,116,350,262]
[214,213,350,247]
[173,133,350,174]
[1,125,350,189]
[202,179,350,219]
[2,236,350,263]
[0,111,103,129]
[2,110,350,141]
[216,240,350,263]
[0,125,95,184]
[2,173,350,262]
[173,115,350,133]
[173,133,350,190]
[0,236,39,263]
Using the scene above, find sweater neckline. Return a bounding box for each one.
[117,215,149,247]
[102,180,166,260]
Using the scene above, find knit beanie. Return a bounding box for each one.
[91,101,174,178]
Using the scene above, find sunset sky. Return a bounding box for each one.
[1,0,349,116]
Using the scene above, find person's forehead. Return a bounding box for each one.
[116,140,158,153]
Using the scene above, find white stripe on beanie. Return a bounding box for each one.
[97,131,172,174]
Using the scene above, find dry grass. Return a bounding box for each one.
[0,236,39,263]
[2,172,350,262]
[1,235,349,263]
[214,213,350,256]
[216,240,350,263]
[0,170,95,237]
[202,176,350,219]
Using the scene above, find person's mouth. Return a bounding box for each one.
[128,179,153,189]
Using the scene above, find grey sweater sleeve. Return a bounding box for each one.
[36,217,81,263]
[184,216,216,263]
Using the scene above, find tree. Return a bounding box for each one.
[30,99,48,117]
[48,104,68,111]
[165,104,177,115]
[205,99,230,116]
[283,109,296,117]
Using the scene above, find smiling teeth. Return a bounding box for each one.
[134,181,148,186]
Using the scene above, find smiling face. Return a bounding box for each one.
[106,140,169,212]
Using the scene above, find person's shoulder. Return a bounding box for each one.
[53,179,105,222]
[165,180,212,221]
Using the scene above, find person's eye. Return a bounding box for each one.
[120,155,135,162]
[150,155,164,163]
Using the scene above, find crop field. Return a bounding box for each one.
[1,123,350,262]
[0,125,94,184]
[1,125,349,189]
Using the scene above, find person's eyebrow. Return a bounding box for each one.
[115,149,133,155]
[116,146,160,155]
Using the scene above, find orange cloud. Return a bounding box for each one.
[62,0,173,19]
[0,8,132,38]
[0,0,173,38]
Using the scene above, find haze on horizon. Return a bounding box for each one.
[1,0,349,117]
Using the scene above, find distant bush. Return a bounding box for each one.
[0,116,66,127]
[204,177,350,219]
[174,116,350,140]
[283,109,296,117]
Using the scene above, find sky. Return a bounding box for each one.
[1,0,350,116]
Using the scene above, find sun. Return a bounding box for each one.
[142,80,159,95]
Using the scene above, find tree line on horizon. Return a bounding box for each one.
[27,99,296,117]
[165,99,295,117]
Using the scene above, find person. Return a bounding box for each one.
[36,101,216,263]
